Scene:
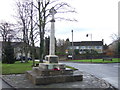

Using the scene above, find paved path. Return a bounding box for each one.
[2,72,113,89]
[1,77,15,89]
[60,61,119,89]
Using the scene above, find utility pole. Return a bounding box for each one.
[90,34,92,63]
[86,34,92,62]
[86,34,92,41]
[72,30,74,60]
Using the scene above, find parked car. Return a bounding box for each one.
[16,56,32,61]
[67,55,73,59]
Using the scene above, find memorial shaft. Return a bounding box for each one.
[49,7,56,55]
[49,19,55,55]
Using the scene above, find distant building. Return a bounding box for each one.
[0,41,31,60]
[67,40,104,54]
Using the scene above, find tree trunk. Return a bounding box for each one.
[30,1,35,66]
[38,1,43,63]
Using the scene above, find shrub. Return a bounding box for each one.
[2,41,16,64]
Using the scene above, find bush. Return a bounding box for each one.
[74,49,79,55]
[55,52,67,55]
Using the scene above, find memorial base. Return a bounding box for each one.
[26,70,83,85]
[45,55,59,63]
[26,63,83,85]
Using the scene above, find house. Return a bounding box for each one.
[67,40,104,54]
[0,41,31,60]
[12,42,31,59]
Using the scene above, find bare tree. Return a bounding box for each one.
[57,39,65,47]
[56,38,70,54]
[0,21,16,63]
[16,0,32,63]
[110,33,120,57]
[35,0,77,62]
[15,0,77,63]
[110,33,119,41]
[0,21,15,42]
[16,0,39,65]
[0,21,15,52]
[30,1,36,66]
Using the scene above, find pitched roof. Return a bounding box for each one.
[0,41,24,47]
[70,41,103,46]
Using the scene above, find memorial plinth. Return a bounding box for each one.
[45,55,59,63]
[26,71,82,85]
[26,65,83,85]
[26,62,83,85]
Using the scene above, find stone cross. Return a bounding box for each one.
[44,7,58,63]
[49,7,57,55]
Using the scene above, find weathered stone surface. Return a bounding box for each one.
[45,55,59,63]
[32,67,73,76]
[26,62,82,85]
[26,71,83,85]
[59,64,66,69]
[3,71,114,89]
[39,63,66,70]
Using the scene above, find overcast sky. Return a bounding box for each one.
[0,0,119,45]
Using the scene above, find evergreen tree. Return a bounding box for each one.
[2,39,15,64]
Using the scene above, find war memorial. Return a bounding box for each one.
[26,7,83,85]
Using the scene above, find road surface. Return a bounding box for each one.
[60,61,119,89]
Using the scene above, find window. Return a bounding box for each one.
[75,46,79,49]
[96,46,102,49]
[81,46,85,49]
[88,46,91,49]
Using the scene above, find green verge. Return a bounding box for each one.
[2,61,78,75]
[2,61,35,75]
[66,65,78,70]
[68,58,120,63]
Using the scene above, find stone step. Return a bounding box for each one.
[32,67,73,76]
[26,71,83,85]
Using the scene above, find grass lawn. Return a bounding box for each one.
[2,61,77,75]
[68,58,120,63]
[2,61,36,75]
